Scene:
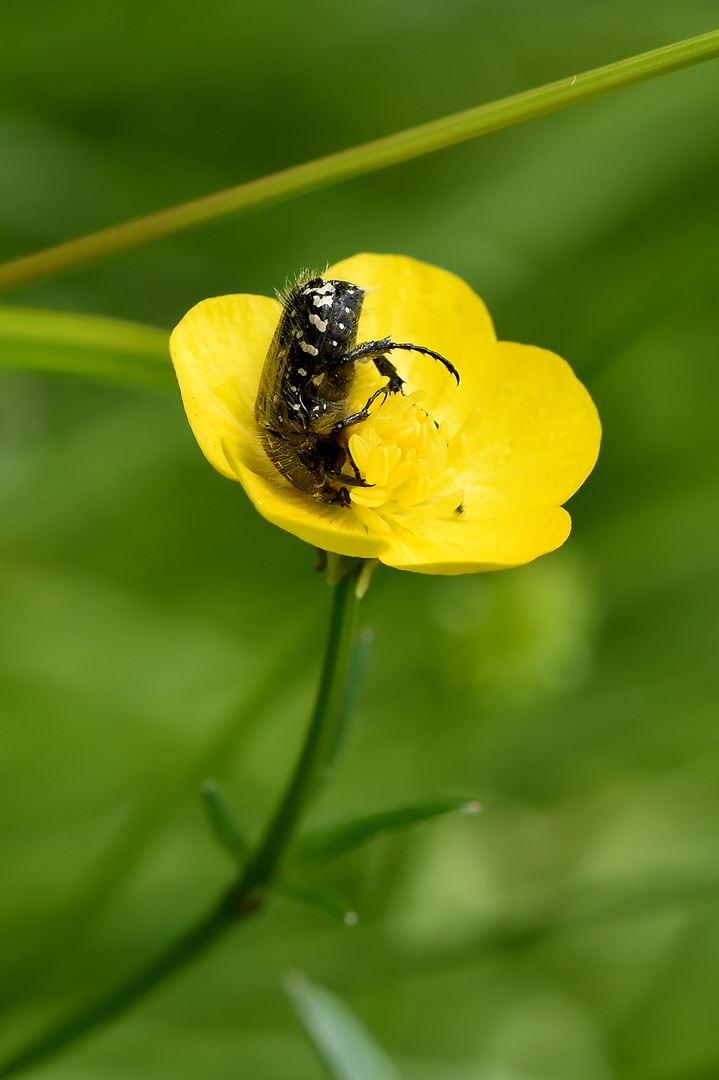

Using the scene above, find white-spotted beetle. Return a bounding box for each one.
[255,274,459,505]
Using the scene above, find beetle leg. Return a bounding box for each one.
[326,469,370,488]
[321,484,352,507]
[332,385,389,433]
[346,337,459,384]
[322,441,372,488]
[372,354,404,394]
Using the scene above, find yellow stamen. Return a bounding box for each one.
[348,391,464,529]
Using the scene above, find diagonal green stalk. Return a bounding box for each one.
[0,29,718,295]
[0,568,362,1079]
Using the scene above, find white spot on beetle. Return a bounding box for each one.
[309,314,328,331]
[331,340,338,346]
[338,323,345,329]
[297,367,307,376]
[315,282,335,294]
[300,342,319,356]
[313,295,333,308]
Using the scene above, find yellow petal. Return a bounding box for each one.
[222,441,387,559]
[382,506,572,574]
[459,340,601,518]
[170,293,280,479]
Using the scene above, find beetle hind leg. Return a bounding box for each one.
[319,440,372,494]
[321,484,352,507]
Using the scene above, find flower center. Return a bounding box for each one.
[346,391,465,533]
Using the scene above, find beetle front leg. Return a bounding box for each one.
[345,336,459,384]
[343,339,403,394]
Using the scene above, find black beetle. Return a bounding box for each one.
[255,274,459,505]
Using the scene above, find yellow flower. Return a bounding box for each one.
[170,254,600,575]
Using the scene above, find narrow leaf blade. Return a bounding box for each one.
[1,31,718,293]
[0,304,174,390]
[292,797,480,868]
[275,878,357,924]
[201,780,248,864]
[286,974,401,1080]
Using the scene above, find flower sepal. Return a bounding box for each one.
[322,552,378,597]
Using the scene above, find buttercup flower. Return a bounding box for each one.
[170,254,600,574]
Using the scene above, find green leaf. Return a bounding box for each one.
[286,974,401,1080]
[200,780,249,864]
[0,304,174,390]
[275,878,357,924]
[292,797,480,868]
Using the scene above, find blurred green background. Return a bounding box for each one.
[2,2,719,1077]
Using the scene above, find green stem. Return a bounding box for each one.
[0,904,234,1080]
[239,567,360,892]
[1,29,718,294]
[0,569,362,1079]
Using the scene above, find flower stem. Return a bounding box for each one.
[0,569,362,1079]
[0,904,235,1080]
[237,567,361,893]
[1,29,718,295]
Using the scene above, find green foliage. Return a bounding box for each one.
[276,880,356,924]
[0,305,173,388]
[2,2,719,1079]
[2,29,717,291]
[292,798,480,868]
[287,975,401,1080]
[201,780,249,864]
